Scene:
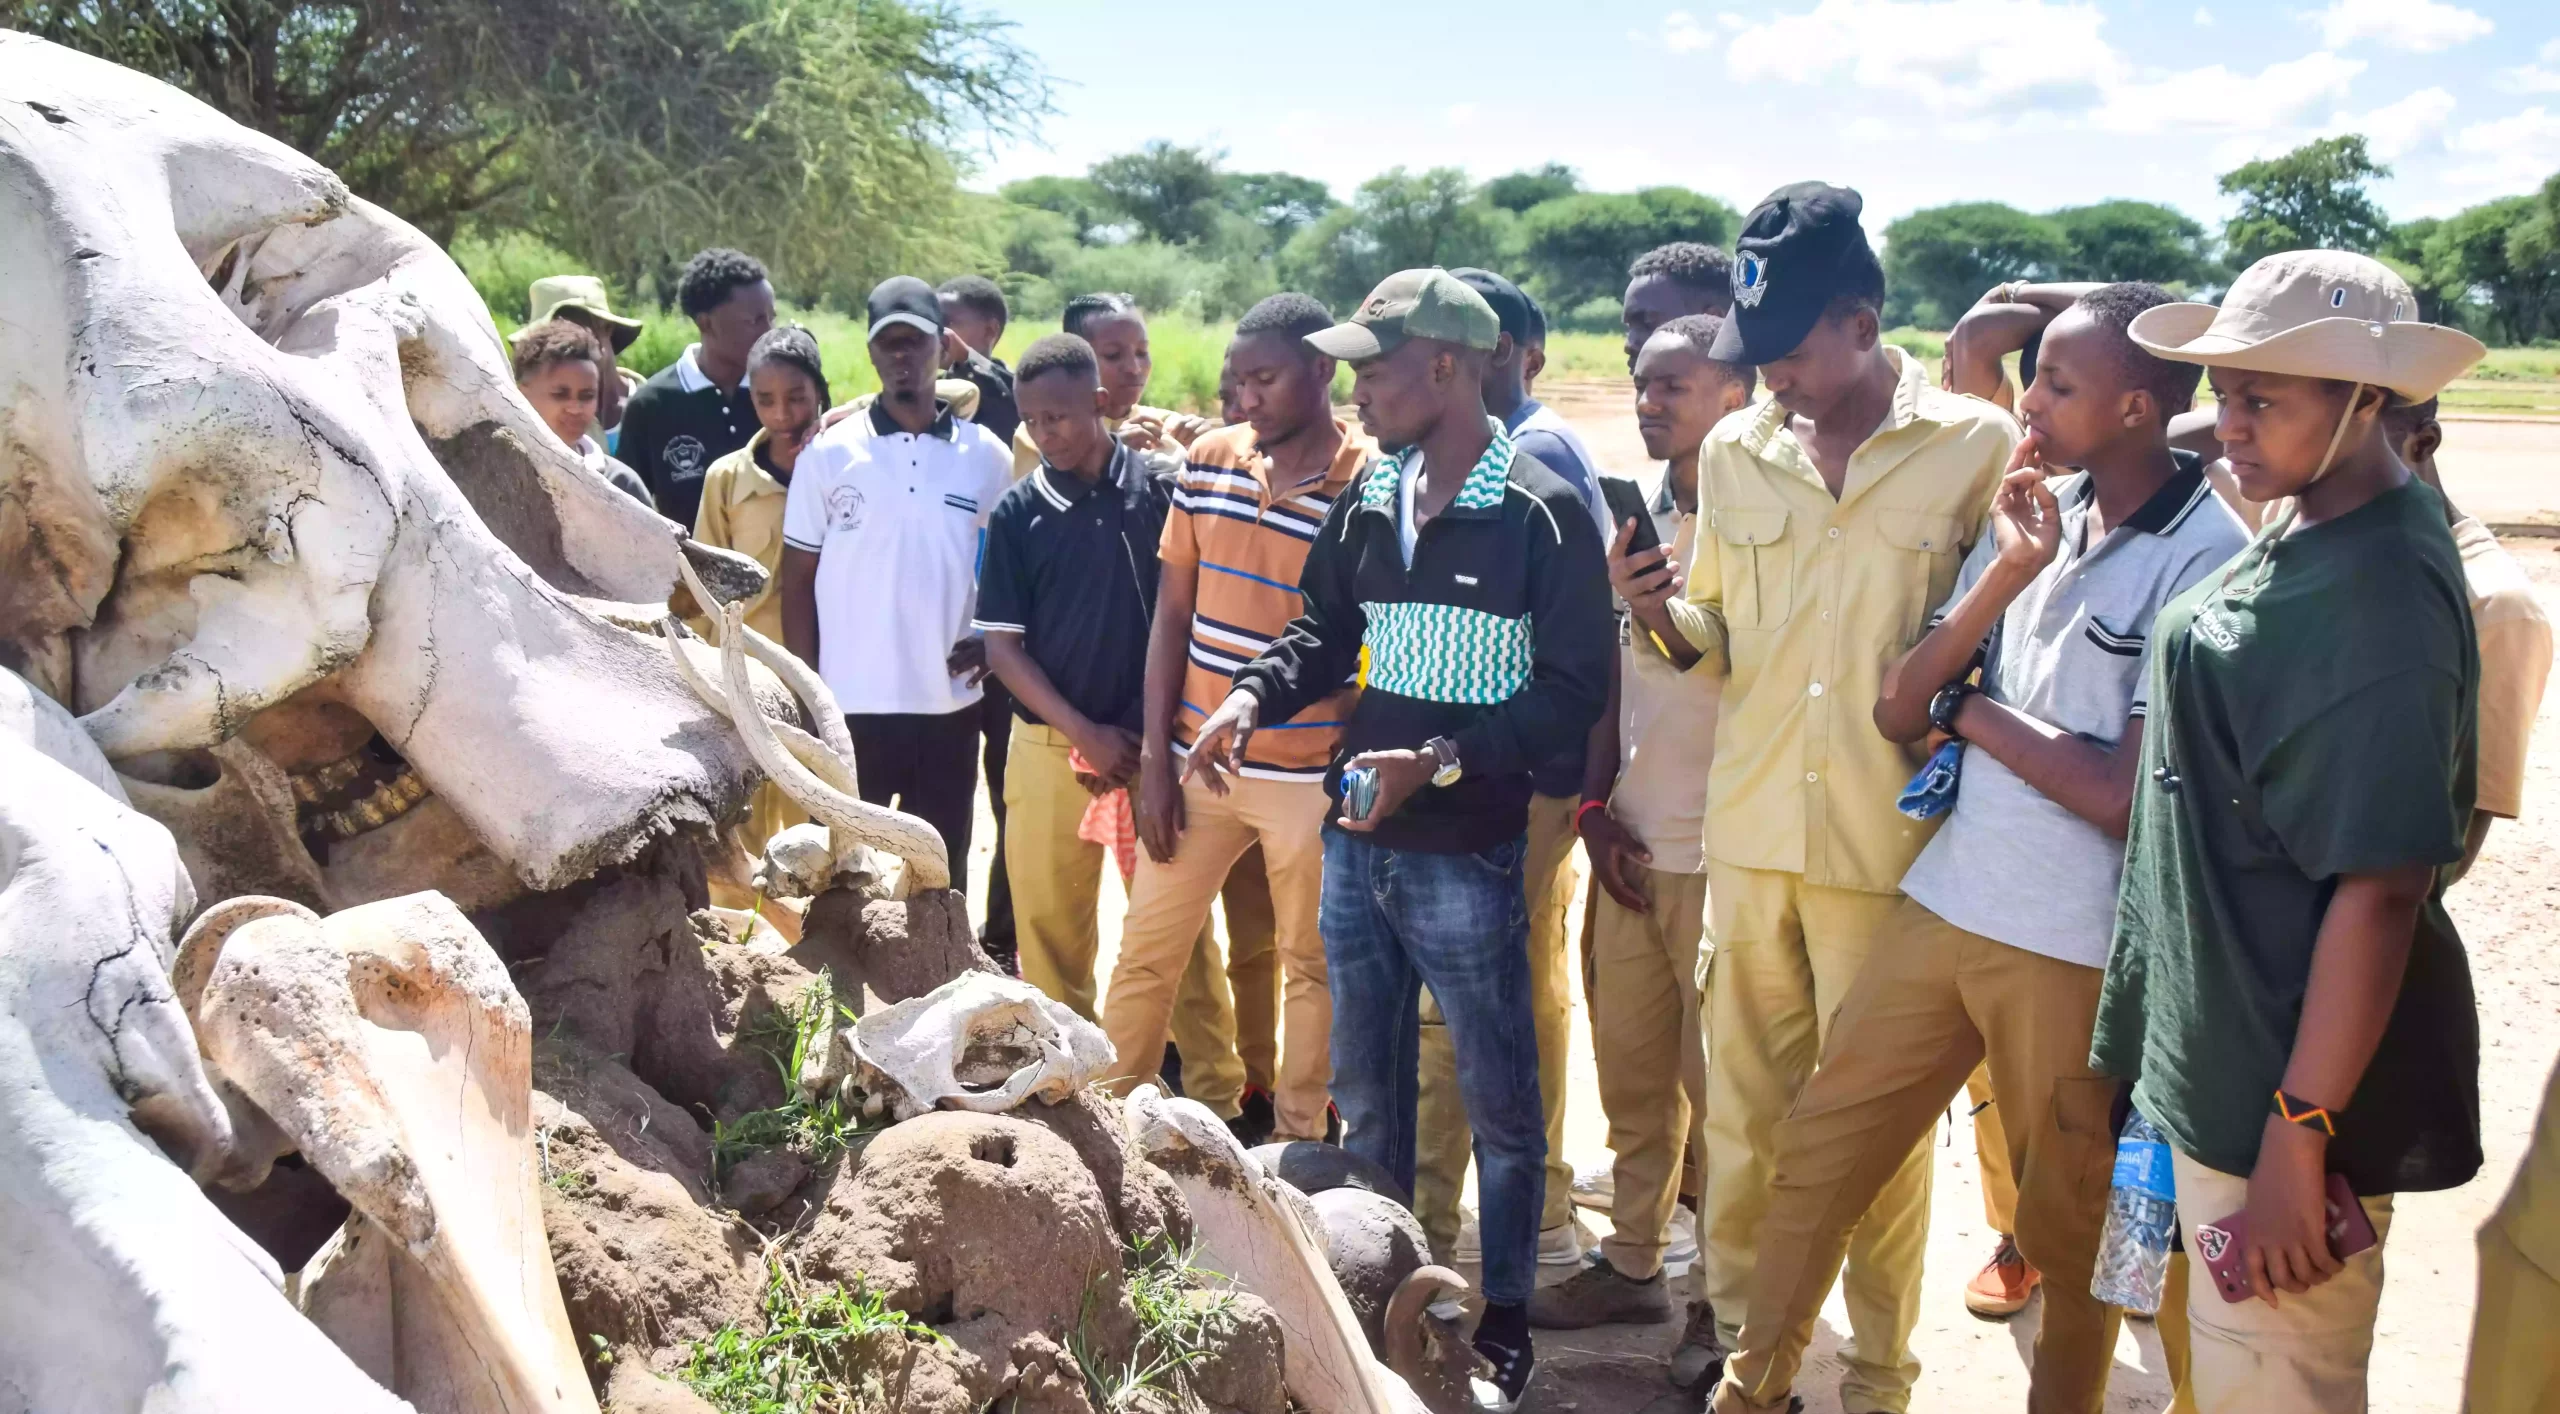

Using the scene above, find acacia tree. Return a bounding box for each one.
[1088,140,1228,245]
[1881,202,2071,328]
[1518,187,1738,312]
[1279,167,1515,311]
[2217,135,2391,267]
[8,0,1047,300]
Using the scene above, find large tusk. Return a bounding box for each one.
[659,619,857,798]
[716,603,949,890]
[675,548,856,770]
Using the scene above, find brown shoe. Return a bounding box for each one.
[1963,1234,2040,1319]
[1667,1299,1728,1391]
[1527,1255,1672,1329]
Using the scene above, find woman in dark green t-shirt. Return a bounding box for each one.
[2089,251,2486,1413]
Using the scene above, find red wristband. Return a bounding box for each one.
[1575,800,1609,833]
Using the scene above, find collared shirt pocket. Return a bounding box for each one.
[1877,508,1968,642]
[1712,507,1792,632]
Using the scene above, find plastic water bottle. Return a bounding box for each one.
[2091,1111,2177,1313]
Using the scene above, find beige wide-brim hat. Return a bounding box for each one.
[527,274,644,351]
[2129,250,2484,403]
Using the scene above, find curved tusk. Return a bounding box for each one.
[675,549,856,769]
[659,619,857,797]
[716,602,949,890]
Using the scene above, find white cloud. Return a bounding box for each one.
[2446,106,2560,189]
[1443,103,1478,128]
[2307,0,2491,54]
[1722,0,2121,115]
[2193,7,2213,25]
[2333,86,2457,159]
[1660,10,1715,52]
[2498,38,2560,95]
[2092,51,2366,134]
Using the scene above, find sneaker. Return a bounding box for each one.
[1569,1158,1615,1211]
[1226,1087,1275,1147]
[1528,1254,1673,1329]
[1159,1042,1185,1098]
[1471,1302,1536,1412]
[1963,1234,2040,1320]
[1539,1214,1597,1267]
[1666,1299,1728,1393]
[1323,1100,1343,1145]
[1662,1204,1699,1279]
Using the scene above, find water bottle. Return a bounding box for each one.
[2091,1110,2177,1313]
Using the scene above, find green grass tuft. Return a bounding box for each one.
[680,1256,944,1414]
[1071,1235,1240,1411]
[712,976,878,1180]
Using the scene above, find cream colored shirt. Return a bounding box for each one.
[689,429,791,643]
[1614,472,1722,872]
[2455,516,2553,819]
[1665,347,2019,891]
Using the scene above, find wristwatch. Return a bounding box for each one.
[1423,736,1463,788]
[1927,681,1977,741]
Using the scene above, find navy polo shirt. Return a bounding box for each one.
[971,441,1173,731]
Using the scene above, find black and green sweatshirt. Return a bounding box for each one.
[1231,429,1612,854]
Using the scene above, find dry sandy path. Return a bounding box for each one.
[955,389,2560,1413]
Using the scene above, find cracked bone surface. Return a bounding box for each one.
[0,32,768,897]
[1126,1087,1430,1414]
[0,671,409,1411]
[192,890,597,1414]
[845,971,1116,1120]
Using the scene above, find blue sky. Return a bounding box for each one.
[969,0,2560,232]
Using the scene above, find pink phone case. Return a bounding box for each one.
[2196,1174,2378,1304]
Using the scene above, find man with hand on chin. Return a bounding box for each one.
[1189,269,1612,1411]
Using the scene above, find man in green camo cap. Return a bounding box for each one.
[1198,265,1612,1411]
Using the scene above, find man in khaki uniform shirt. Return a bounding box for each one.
[1625,185,2015,1411]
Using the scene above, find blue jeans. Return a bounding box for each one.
[1320,829,1546,1304]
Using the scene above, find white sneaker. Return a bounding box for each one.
[1569,1159,1615,1211]
[1540,1214,1597,1267]
[1455,1210,1595,1267]
[1662,1205,1699,1279]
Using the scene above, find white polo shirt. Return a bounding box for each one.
[783,401,1011,716]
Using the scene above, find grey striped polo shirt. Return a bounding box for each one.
[1901,455,2251,969]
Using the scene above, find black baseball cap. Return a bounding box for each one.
[1452,268,1540,347]
[1710,182,1883,366]
[866,275,944,340]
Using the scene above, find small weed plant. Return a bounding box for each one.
[712,976,877,1180]
[681,1256,943,1414]
[1072,1235,1239,1411]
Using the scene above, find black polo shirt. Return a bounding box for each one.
[971,441,1173,732]
[617,346,758,529]
[951,348,1021,446]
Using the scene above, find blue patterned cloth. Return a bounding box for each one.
[1363,602,1536,704]
[1896,740,1965,820]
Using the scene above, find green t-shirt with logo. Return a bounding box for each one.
[2091,479,2482,1195]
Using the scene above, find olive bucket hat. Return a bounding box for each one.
[2128,250,2483,403]
[528,274,645,351]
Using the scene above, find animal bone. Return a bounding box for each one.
[0,670,409,1411]
[191,891,597,1414]
[1125,1087,1431,1414]
[847,972,1114,1120]
[0,32,771,898]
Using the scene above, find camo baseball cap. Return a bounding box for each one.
[1305,268,1501,360]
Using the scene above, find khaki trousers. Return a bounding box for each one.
[1099,771,1331,1138]
[1589,866,1711,1278]
[1714,899,2118,1414]
[1970,1063,2020,1235]
[2170,1148,2394,1414]
[1415,791,1581,1254]
[1699,862,1928,1414]
[1006,723,1254,1114]
[2466,1219,2560,1413]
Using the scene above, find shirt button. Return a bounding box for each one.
[1827,527,1842,539]
[1808,682,1824,697]
[1805,771,1820,783]
[1821,610,1833,621]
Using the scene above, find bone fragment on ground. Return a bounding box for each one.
[847,971,1115,1120]
[1125,1087,1432,1414]
[192,891,598,1413]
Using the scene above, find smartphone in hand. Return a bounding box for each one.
[2195,1173,2378,1304]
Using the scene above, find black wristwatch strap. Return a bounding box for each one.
[1928,681,1977,740]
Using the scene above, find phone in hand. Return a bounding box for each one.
[2195,1173,2378,1304]
[1340,765,1381,822]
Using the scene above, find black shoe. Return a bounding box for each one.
[1323,1099,1343,1145]
[1160,1042,1185,1097]
[1667,1299,1728,1393]
[1226,1086,1276,1147]
[1471,1301,1535,1412]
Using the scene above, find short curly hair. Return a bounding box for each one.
[510,318,606,384]
[2072,282,2201,418]
[1651,314,1757,400]
[1016,333,1100,389]
[1628,242,1734,303]
[937,275,1010,329]
[1062,292,1142,342]
[677,248,770,319]
[747,325,831,408]
[1234,292,1335,344]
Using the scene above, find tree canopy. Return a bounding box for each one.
[2217,135,2392,268]
[2047,201,2217,287]
[1881,203,2072,328]
[1519,188,1740,313]
[1484,163,1582,214]
[8,0,1048,303]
